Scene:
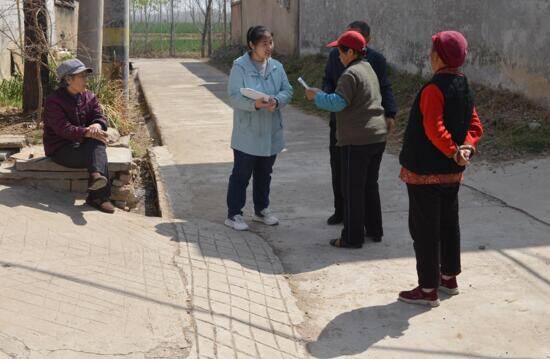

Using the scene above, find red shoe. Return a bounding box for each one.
[440,276,459,295]
[398,286,440,307]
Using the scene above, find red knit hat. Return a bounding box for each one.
[432,31,468,67]
[327,30,366,53]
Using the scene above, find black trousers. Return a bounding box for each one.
[329,115,344,214]
[227,149,277,218]
[340,142,386,246]
[407,183,461,288]
[51,139,111,200]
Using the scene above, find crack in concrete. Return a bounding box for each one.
[173,221,199,359]
[462,183,550,227]
[0,333,31,359]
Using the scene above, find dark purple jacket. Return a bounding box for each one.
[42,87,108,156]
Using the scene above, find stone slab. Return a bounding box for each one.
[0,163,89,180]
[110,135,131,148]
[0,149,17,161]
[0,135,26,149]
[8,147,39,161]
[106,127,121,143]
[0,178,72,192]
[15,146,133,172]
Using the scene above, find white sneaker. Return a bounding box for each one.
[225,215,249,231]
[253,208,279,226]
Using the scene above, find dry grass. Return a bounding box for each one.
[0,107,42,144]
[0,76,133,146]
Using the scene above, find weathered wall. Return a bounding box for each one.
[0,0,78,80]
[54,1,78,51]
[0,0,21,79]
[299,0,550,106]
[239,0,299,55]
[230,0,242,45]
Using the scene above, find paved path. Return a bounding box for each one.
[136,58,550,359]
[0,183,306,359]
[0,185,193,359]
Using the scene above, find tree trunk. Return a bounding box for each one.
[206,0,212,57]
[169,0,175,56]
[22,0,49,119]
[158,0,163,52]
[199,1,209,57]
[223,0,226,47]
[144,4,149,51]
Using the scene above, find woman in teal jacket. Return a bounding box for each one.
[225,25,293,231]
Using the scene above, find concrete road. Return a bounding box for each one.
[136,58,550,359]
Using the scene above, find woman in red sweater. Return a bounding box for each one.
[398,31,484,307]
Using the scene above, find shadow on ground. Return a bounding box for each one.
[307,301,429,358]
[0,186,90,225]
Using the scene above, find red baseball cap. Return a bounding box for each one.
[432,31,468,67]
[327,31,366,52]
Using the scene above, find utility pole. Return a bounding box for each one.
[77,0,104,74]
[103,0,130,100]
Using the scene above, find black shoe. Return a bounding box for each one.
[329,238,362,249]
[366,235,382,242]
[327,213,343,225]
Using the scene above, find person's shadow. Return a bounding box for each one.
[307,301,430,358]
[0,185,90,225]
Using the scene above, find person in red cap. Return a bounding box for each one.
[305,30,388,249]
[398,31,484,307]
[323,21,397,229]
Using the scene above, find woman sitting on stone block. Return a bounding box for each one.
[42,59,115,214]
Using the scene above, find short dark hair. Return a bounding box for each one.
[338,45,364,58]
[246,26,273,49]
[348,21,370,38]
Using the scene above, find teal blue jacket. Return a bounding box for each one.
[227,53,293,156]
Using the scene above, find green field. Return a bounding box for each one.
[131,33,223,56]
[130,21,227,56]
[131,22,225,34]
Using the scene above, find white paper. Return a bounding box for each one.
[298,76,310,89]
[240,88,270,102]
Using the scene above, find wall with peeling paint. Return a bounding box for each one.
[0,0,21,80]
[235,0,299,56]
[299,0,550,106]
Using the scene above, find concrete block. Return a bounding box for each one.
[0,135,26,149]
[0,163,88,180]
[9,147,39,161]
[112,179,125,187]
[106,128,121,143]
[70,179,89,193]
[16,156,83,172]
[106,147,133,172]
[117,173,131,183]
[110,184,136,202]
[110,135,130,148]
[7,178,72,192]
